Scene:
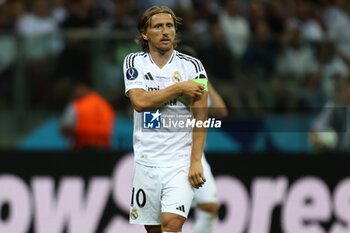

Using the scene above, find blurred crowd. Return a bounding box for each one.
[1,0,350,115]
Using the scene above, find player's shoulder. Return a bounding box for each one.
[124,52,148,68]
[175,50,200,62]
[175,50,204,72]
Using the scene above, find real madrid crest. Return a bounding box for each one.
[130,208,138,220]
[172,71,182,83]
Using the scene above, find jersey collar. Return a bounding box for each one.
[147,50,176,68]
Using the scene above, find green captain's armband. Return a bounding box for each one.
[192,78,208,91]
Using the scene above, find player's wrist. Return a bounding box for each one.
[190,154,202,163]
[174,82,184,95]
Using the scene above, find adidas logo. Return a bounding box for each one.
[144,72,154,80]
[176,205,185,212]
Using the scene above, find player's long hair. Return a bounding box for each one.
[135,6,182,52]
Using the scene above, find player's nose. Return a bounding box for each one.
[162,26,169,34]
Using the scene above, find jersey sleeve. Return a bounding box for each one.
[123,53,146,96]
[187,57,208,83]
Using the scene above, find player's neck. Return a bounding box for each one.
[149,47,174,69]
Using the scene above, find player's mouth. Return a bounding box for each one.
[160,38,171,44]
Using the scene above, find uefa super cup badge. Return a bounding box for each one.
[172,71,182,83]
[130,208,138,220]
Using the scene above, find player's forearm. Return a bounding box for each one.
[129,83,183,112]
[191,92,208,162]
[191,131,207,162]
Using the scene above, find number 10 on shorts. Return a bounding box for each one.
[131,187,146,208]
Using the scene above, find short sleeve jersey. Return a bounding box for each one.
[123,50,208,167]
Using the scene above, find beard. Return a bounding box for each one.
[158,47,172,54]
[156,43,173,54]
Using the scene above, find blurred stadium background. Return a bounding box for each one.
[0,0,350,232]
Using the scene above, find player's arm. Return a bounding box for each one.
[128,81,204,112]
[123,53,205,112]
[189,90,208,189]
[208,81,228,118]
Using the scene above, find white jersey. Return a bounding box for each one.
[123,50,208,167]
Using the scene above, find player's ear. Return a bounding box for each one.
[141,31,148,41]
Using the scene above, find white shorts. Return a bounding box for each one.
[192,155,217,206]
[129,162,195,225]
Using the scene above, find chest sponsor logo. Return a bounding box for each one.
[147,86,160,91]
[165,99,177,106]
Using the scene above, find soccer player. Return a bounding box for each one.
[177,45,228,233]
[192,81,228,233]
[123,6,209,233]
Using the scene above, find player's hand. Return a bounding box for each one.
[188,161,206,189]
[179,81,205,99]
